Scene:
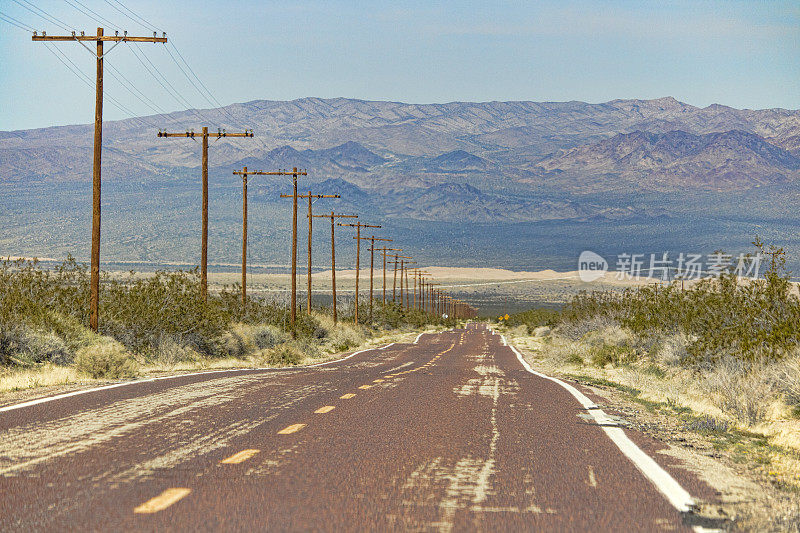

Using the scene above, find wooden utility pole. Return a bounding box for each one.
[427,283,440,315]
[413,270,430,311]
[337,222,381,324]
[311,212,357,323]
[359,237,392,323]
[159,128,254,302]
[286,191,340,314]
[33,28,167,331]
[398,259,405,307]
[374,247,401,305]
[402,261,416,310]
[270,168,308,331]
[389,254,411,304]
[233,167,301,310]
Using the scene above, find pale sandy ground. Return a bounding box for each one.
[203,266,663,294]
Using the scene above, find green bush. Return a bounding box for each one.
[74,340,137,379]
[590,344,635,367]
[561,239,800,363]
[267,343,303,366]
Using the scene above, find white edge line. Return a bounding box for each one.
[499,332,695,514]
[0,342,394,414]
[413,332,425,344]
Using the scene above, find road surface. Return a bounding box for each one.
[0,323,707,531]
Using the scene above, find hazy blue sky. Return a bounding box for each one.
[1,0,798,130]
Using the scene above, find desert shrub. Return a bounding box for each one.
[152,335,197,364]
[503,308,560,332]
[590,344,636,367]
[292,338,320,358]
[327,325,364,352]
[217,329,248,359]
[74,340,137,379]
[560,240,800,363]
[266,343,303,366]
[0,324,72,366]
[253,325,286,349]
[702,357,775,426]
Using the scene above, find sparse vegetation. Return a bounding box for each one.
[0,257,448,389]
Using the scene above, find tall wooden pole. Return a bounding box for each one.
[355,224,360,323]
[393,258,398,303]
[383,250,387,305]
[312,213,357,323]
[338,222,380,325]
[285,191,339,314]
[241,166,248,306]
[89,27,103,331]
[162,130,254,303]
[369,238,375,323]
[413,270,417,310]
[399,260,404,309]
[358,239,391,324]
[200,127,209,301]
[330,215,337,322]
[291,168,298,326]
[33,28,167,331]
[405,266,410,309]
[307,191,312,314]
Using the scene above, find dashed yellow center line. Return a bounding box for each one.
[314,405,336,414]
[358,384,373,390]
[373,378,385,383]
[220,449,260,464]
[277,423,306,434]
[340,393,356,399]
[134,488,191,514]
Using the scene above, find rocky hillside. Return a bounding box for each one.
[1,96,799,220]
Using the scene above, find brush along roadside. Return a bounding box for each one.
[0,259,452,400]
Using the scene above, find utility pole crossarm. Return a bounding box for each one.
[234,169,308,176]
[337,223,381,229]
[33,33,167,43]
[162,130,253,138]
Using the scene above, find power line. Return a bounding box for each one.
[43,42,155,130]
[10,0,74,32]
[165,42,241,126]
[102,0,159,32]
[126,43,216,126]
[63,0,119,30]
[0,11,35,32]
[162,43,220,113]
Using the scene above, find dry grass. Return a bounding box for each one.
[0,364,91,394]
[0,319,426,399]
[511,324,800,448]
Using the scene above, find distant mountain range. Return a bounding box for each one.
[2,96,798,203]
[2,96,800,269]
[0,98,800,271]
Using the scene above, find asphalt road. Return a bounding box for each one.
[0,324,707,531]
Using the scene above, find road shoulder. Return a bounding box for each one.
[507,329,800,531]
